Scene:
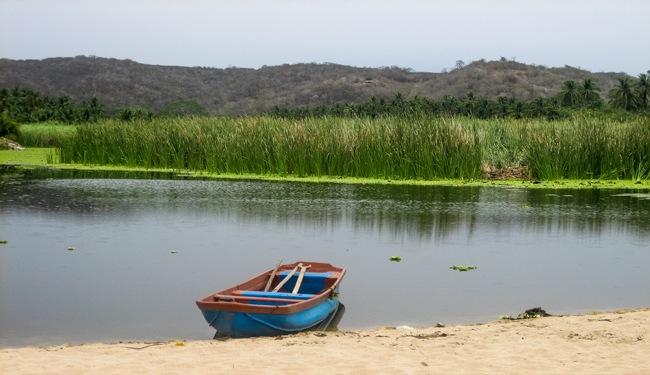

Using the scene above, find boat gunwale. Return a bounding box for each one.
[196,261,346,315]
[212,293,304,304]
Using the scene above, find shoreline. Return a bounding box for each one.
[2,307,649,374]
[1,149,649,191]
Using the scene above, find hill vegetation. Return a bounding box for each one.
[0,56,640,116]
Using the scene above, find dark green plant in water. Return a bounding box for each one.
[449,265,477,271]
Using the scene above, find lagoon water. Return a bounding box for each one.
[1,169,649,347]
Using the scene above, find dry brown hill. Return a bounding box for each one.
[0,56,628,115]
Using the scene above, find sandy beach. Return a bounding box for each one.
[1,308,648,374]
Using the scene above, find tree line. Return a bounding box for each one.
[1,71,648,126]
[0,88,209,125]
[270,74,649,120]
[0,87,107,124]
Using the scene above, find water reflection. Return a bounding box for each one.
[3,168,649,240]
[1,168,649,347]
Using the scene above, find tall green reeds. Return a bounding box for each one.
[58,116,483,180]
[56,115,650,181]
[473,118,528,169]
[18,122,76,147]
[523,115,650,180]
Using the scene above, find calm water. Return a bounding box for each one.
[1,168,649,347]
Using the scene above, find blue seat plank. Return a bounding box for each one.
[241,291,315,300]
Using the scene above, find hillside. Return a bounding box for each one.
[0,56,628,115]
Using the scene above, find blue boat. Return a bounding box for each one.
[196,261,346,338]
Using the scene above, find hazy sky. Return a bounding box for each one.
[1,0,648,74]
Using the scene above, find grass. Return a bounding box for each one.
[7,115,650,183]
[17,122,76,148]
[522,115,650,181]
[58,116,483,180]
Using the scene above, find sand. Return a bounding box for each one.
[1,308,648,375]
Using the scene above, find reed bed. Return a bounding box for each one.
[58,116,482,179]
[56,115,650,181]
[522,115,650,180]
[18,122,76,147]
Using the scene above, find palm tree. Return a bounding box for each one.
[558,80,581,108]
[579,78,602,108]
[475,98,492,119]
[530,97,551,118]
[608,77,641,111]
[495,96,510,117]
[463,92,477,117]
[358,96,376,118]
[635,73,649,109]
[440,95,459,116]
[390,93,406,115]
[81,97,105,122]
[54,96,76,122]
[507,99,526,119]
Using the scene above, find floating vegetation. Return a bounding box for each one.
[67,247,76,251]
[170,250,178,254]
[389,256,402,262]
[449,265,477,272]
[0,240,7,244]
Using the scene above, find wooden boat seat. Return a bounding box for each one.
[273,271,334,294]
[237,290,315,300]
[212,293,302,304]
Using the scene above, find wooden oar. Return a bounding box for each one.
[272,263,301,292]
[292,264,312,294]
[264,259,283,292]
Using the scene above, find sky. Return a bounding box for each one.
[1,0,648,75]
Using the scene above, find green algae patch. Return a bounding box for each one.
[0,148,55,165]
